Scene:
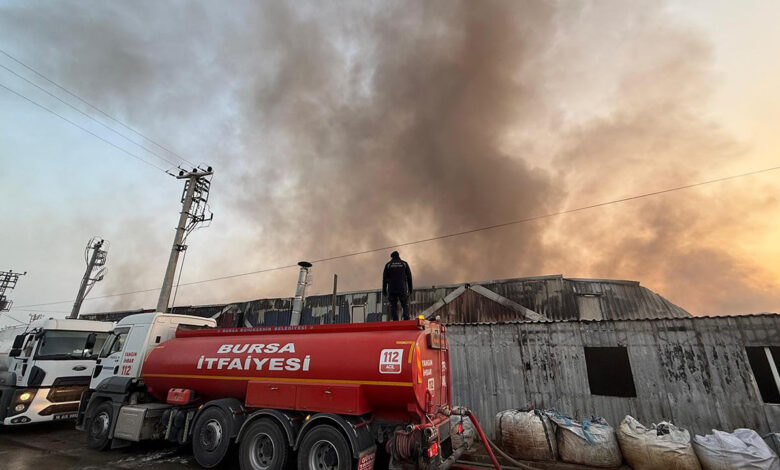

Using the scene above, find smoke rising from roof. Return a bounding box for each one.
[1,1,779,316]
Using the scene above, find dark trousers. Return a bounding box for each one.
[388,293,411,320]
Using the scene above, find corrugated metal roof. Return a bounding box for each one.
[83,274,691,325]
[445,312,780,326]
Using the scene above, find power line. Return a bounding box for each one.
[1,312,27,325]
[10,308,70,314]
[0,81,168,173]
[15,287,161,309]
[12,163,780,310]
[0,48,197,168]
[0,62,181,169]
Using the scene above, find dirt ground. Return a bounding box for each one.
[0,421,634,470]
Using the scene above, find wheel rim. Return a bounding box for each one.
[199,419,224,451]
[249,432,275,469]
[309,439,339,470]
[90,411,109,439]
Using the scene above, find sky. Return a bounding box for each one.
[2,0,780,327]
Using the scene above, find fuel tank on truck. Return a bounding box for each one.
[142,319,450,421]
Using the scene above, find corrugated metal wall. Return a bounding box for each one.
[447,315,780,439]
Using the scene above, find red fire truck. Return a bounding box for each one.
[77,313,479,470]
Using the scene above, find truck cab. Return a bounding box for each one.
[0,318,113,425]
[77,312,216,433]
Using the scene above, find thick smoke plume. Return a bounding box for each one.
[1,1,779,315]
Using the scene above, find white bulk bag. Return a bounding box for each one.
[496,409,557,461]
[694,428,780,470]
[547,412,622,468]
[617,415,701,470]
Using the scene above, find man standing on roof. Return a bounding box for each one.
[383,251,413,321]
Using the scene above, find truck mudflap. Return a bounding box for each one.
[357,446,378,470]
[434,439,468,470]
[75,389,93,429]
[423,419,462,470]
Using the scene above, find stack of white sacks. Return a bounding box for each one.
[490,409,779,469]
[496,409,623,467]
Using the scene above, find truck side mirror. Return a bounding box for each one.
[85,333,97,350]
[8,334,25,357]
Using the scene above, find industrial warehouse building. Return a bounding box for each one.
[84,274,691,326]
[83,274,780,445]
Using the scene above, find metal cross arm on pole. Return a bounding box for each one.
[0,270,26,312]
[69,238,109,319]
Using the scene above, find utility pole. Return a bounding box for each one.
[156,167,213,313]
[69,237,108,319]
[0,270,26,312]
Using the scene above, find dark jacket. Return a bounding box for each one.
[383,257,413,295]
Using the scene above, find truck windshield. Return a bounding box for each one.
[99,328,130,358]
[35,330,109,360]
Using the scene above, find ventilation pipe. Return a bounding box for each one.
[290,261,312,325]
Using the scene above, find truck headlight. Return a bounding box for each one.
[10,389,37,415]
[14,389,36,403]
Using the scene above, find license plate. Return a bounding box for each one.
[53,413,77,420]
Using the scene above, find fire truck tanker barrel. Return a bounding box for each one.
[142,321,449,422]
[79,313,466,470]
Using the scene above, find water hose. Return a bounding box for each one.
[487,438,543,470]
[390,428,417,460]
[466,410,502,470]
[463,410,542,470]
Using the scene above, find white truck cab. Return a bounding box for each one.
[0,318,113,425]
[78,312,215,434]
[90,312,217,389]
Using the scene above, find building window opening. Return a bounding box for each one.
[745,347,780,404]
[584,346,637,397]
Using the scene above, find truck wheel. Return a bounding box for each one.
[192,407,233,468]
[239,418,289,470]
[297,425,353,470]
[86,401,113,450]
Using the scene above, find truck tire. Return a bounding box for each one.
[86,401,113,450]
[192,406,234,468]
[297,425,353,470]
[239,418,290,470]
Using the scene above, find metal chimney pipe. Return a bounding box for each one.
[290,261,312,325]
